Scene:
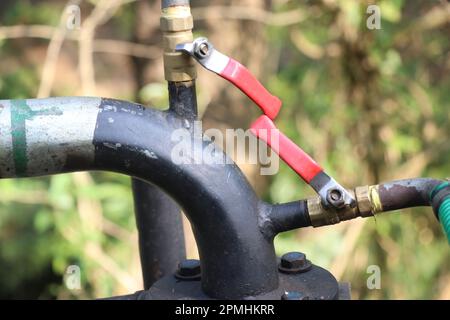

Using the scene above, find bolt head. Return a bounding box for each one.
[175,259,201,280]
[279,252,312,274]
[281,252,306,269]
[327,188,345,208]
[194,38,211,59]
[281,291,308,300]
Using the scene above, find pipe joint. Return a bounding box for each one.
[307,193,362,227]
[161,4,196,81]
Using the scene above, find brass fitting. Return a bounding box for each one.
[307,186,380,227]
[307,196,340,227]
[161,5,197,82]
[355,185,379,217]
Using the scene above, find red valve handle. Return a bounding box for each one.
[250,115,323,183]
[220,59,282,120]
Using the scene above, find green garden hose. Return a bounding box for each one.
[430,182,450,244]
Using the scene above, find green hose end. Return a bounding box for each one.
[430,182,450,244]
[438,198,450,244]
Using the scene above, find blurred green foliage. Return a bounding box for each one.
[0,0,449,299]
[270,0,450,299]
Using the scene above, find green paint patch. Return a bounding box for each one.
[10,100,63,176]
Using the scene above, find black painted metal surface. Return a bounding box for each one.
[132,179,186,289]
[168,81,198,121]
[131,81,198,289]
[113,262,340,300]
[263,200,311,236]
[92,98,279,299]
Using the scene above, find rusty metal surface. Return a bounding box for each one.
[377,178,441,212]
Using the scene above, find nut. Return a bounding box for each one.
[175,259,201,280]
[327,188,346,209]
[279,252,312,274]
[355,185,373,217]
[161,5,196,81]
[193,39,211,59]
[160,15,194,32]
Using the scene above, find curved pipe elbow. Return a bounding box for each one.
[0,97,278,299]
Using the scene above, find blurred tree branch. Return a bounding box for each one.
[37,0,80,98]
[192,6,305,26]
[79,0,130,95]
[0,25,161,59]
[0,25,161,60]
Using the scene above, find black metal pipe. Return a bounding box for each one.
[131,81,197,289]
[132,179,186,289]
[168,81,198,120]
[94,99,278,299]
[130,0,198,289]
[260,201,311,236]
[0,97,279,299]
[377,178,442,212]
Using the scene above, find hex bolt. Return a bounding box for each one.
[327,188,345,209]
[175,259,201,281]
[194,39,211,59]
[281,291,309,300]
[279,252,312,274]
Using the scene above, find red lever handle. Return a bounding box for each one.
[250,115,323,183]
[220,59,282,120]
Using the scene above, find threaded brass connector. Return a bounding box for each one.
[307,196,340,227]
[307,186,379,227]
[355,185,373,217]
[161,5,197,82]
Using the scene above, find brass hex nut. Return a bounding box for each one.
[163,30,193,50]
[307,196,340,227]
[160,6,196,81]
[355,185,373,217]
[160,15,194,32]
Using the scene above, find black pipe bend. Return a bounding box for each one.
[0,97,282,299]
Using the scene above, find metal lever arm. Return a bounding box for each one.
[251,115,356,209]
[177,38,354,209]
[176,38,282,119]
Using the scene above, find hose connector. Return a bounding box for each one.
[161,1,196,81]
[430,181,450,244]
